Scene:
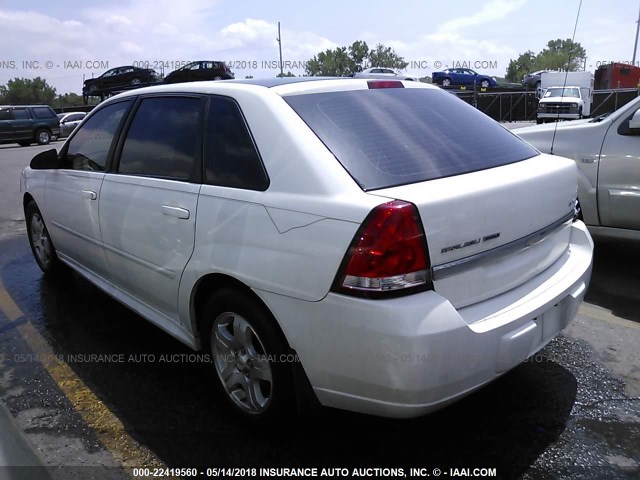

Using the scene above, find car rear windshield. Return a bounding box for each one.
[284,88,538,190]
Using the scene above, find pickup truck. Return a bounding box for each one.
[537,86,586,123]
[517,95,640,241]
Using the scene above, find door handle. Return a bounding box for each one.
[81,190,97,200]
[161,205,190,220]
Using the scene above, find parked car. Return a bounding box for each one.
[164,61,234,84]
[57,111,87,138]
[0,105,60,146]
[21,78,593,420]
[517,95,640,241]
[353,67,417,81]
[522,69,550,89]
[83,66,161,98]
[432,68,497,88]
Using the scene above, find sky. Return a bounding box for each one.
[0,0,639,94]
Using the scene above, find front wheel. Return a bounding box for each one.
[202,289,294,420]
[130,77,141,85]
[26,201,64,275]
[480,79,490,88]
[441,78,451,86]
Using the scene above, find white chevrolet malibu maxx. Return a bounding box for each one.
[21,78,593,419]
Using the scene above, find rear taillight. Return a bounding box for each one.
[333,200,432,298]
[367,80,404,89]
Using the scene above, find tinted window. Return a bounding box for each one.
[204,97,268,190]
[66,101,131,171]
[118,97,201,180]
[12,108,29,120]
[284,88,538,190]
[32,107,56,119]
[0,109,10,121]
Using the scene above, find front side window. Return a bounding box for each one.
[118,96,201,180]
[204,97,268,190]
[0,109,11,121]
[65,101,131,171]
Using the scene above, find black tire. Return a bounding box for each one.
[441,78,451,86]
[25,201,65,275]
[18,141,31,147]
[578,107,583,119]
[480,79,490,88]
[201,289,294,420]
[213,76,222,81]
[536,118,543,124]
[35,129,51,145]
[130,77,141,85]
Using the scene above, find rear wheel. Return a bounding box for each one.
[18,141,31,147]
[26,201,64,275]
[202,289,294,420]
[35,129,51,145]
[131,78,141,85]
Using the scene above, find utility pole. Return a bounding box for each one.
[276,22,284,77]
[633,3,640,65]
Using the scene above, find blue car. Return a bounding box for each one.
[432,68,497,88]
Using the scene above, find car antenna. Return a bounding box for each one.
[550,0,583,155]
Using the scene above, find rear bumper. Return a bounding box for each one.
[257,221,593,418]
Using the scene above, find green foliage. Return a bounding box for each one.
[506,51,536,83]
[51,93,88,109]
[305,40,407,76]
[0,77,57,105]
[276,71,296,78]
[505,39,587,82]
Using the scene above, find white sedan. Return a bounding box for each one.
[21,78,593,419]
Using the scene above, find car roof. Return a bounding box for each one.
[104,77,437,102]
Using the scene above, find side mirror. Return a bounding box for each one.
[30,149,61,169]
[629,109,640,129]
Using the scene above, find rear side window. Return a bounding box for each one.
[0,109,10,121]
[118,96,201,180]
[12,108,29,120]
[32,107,56,119]
[284,88,538,190]
[204,97,268,190]
[66,101,131,171]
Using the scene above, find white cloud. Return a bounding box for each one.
[438,0,528,33]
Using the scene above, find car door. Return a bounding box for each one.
[0,108,13,141]
[99,95,202,322]
[44,99,133,278]
[596,108,640,230]
[9,108,34,140]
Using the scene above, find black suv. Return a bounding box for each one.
[164,61,234,84]
[0,105,60,146]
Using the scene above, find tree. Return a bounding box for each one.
[505,51,536,83]
[51,93,90,109]
[276,71,296,78]
[368,43,408,70]
[536,39,586,71]
[305,40,407,76]
[505,39,587,82]
[0,77,56,105]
